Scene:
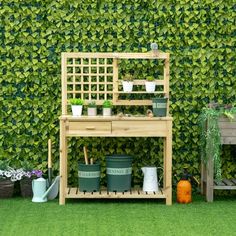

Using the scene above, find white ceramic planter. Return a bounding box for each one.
[122,81,133,92]
[87,107,97,116]
[71,105,83,117]
[145,81,156,93]
[103,108,112,116]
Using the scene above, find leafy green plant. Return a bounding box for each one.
[122,73,134,82]
[69,98,84,106]
[199,105,236,181]
[102,100,113,108]
[146,76,155,81]
[88,101,97,108]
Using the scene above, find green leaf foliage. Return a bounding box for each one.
[1,0,236,186]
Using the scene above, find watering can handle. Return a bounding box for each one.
[157,167,163,183]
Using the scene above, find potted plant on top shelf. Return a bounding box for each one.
[122,73,134,92]
[87,101,97,116]
[145,76,156,93]
[102,100,113,116]
[69,98,84,117]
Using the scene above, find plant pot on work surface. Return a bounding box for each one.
[78,163,101,192]
[152,97,167,117]
[20,177,33,198]
[0,179,14,198]
[106,154,133,192]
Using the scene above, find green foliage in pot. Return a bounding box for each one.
[122,73,134,82]
[102,100,113,108]
[69,98,84,106]
[146,76,155,81]
[88,101,97,108]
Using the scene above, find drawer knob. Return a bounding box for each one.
[86,126,96,130]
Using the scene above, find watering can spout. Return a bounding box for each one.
[42,176,60,200]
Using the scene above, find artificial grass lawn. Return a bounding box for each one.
[0,194,236,236]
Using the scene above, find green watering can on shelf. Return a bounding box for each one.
[32,176,60,203]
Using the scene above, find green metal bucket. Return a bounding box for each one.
[106,155,133,192]
[152,97,167,117]
[78,163,100,192]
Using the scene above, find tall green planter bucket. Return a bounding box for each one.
[78,163,100,192]
[152,97,167,117]
[106,155,133,192]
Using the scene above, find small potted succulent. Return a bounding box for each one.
[69,98,84,117]
[87,101,97,116]
[145,76,156,93]
[122,73,134,92]
[102,100,113,116]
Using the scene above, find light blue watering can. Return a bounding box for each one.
[32,176,60,203]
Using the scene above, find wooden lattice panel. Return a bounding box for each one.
[61,52,169,115]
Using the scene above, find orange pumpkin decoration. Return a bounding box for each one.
[177,179,192,204]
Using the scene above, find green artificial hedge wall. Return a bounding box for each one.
[1,0,236,187]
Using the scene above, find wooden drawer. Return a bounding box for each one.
[67,121,111,136]
[112,121,169,137]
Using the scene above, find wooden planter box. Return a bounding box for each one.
[201,115,236,202]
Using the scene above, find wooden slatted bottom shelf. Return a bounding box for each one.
[214,179,236,190]
[65,187,166,199]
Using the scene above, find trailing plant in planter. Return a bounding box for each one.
[199,104,236,181]
[69,98,84,116]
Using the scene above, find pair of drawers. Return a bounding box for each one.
[66,120,169,137]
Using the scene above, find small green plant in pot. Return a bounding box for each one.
[122,73,134,92]
[87,101,97,116]
[102,100,113,116]
[145,76,156,92]
[69,98,84,117]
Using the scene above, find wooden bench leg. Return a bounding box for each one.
[206,157,214,202]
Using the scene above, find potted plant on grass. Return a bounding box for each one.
[87,101,97,116]
[69,98,84,117]
[145,76,156,93]
[122,73,134,92]
[102,100,113,116]
[0,160,24,198]
[19,160,43,197]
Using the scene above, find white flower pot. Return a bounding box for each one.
[71,105,83,117]
[103,108,112,116]
[87,107,97,116]
[122,81,133,92]
[145,81,156,93]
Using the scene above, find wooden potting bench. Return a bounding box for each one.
[59,52,172,205]
[201,116,236,202]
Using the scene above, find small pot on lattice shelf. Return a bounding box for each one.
[69,98,84,117]
[102,100,112,116]
[87,101,97,116]
[122,73,134,92]
[145,76,156,93]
